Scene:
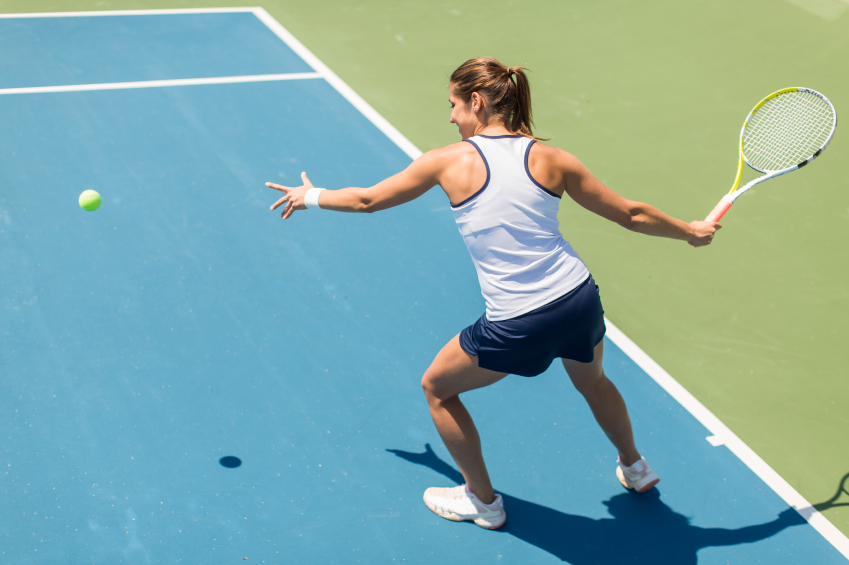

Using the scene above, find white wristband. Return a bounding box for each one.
[304,187,326,209]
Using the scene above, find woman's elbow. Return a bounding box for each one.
[618,203,645,231]
[615,212,637,231]
[349,188,377,213]
[358,192,396,213]
[358,198,378,213]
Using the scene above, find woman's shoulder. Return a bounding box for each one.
[526,142,585,195]
[528,141,584,171]
[529,141,575,161]
[418,141,479,167]
[429,140,478,157]
[412,141,486,199]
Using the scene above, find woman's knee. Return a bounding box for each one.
[421,370,451,404]
[421,372,435,398]
[566,364,608,397]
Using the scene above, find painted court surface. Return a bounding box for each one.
[1,10,847,563]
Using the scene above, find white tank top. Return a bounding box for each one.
[451,134,590,321]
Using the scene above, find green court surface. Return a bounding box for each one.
[3,0,848,543]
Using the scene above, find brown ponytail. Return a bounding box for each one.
[450,57,546,140]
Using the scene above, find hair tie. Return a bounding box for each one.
[507,68,516,78]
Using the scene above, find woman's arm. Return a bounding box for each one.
[558,151,719,247]
[267,150,446,220]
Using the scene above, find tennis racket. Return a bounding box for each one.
[705,87,837,222]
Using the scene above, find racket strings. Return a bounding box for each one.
[747,92,832,166]
[745,94,831,169]
[743,90,834,172]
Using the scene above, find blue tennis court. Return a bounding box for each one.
[1,9,846,563]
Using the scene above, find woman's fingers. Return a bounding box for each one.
[267,173,313,219]
[270,195,290,211]
[265,182,290,192]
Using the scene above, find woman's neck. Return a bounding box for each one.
[473,123,513,137]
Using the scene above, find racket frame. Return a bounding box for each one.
[705,87,837,223]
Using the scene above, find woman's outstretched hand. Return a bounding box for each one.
[688,220,721,247]
[266,172,314,220]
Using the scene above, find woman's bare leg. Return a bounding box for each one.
[562,340,641,466]
[421,334,508,504]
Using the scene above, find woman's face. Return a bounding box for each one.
[449,85,478,139]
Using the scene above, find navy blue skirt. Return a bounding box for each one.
[459,275,606,377]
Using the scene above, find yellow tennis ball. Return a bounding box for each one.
[79,190,101,211]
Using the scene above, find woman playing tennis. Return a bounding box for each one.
[266,57,719,529]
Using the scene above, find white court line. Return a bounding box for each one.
[4,6,848,560]
[604,321,849,559]
[251,8,422,161]
[0,8,255,18]
[0,73,321,96]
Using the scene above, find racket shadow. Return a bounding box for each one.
[387,444,806,564]
[814,472,849,512]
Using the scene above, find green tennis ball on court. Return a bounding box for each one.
[79,190,101,211]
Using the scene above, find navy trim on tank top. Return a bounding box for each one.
[452,139,491,208]
[477,134,523,139]
[524,140,560,199]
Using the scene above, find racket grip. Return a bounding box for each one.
[705,196,733,223]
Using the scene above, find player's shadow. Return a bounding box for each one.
[387,444,806,564]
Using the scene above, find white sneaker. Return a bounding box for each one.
[423,484,506,529]
[616,456,660,492]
